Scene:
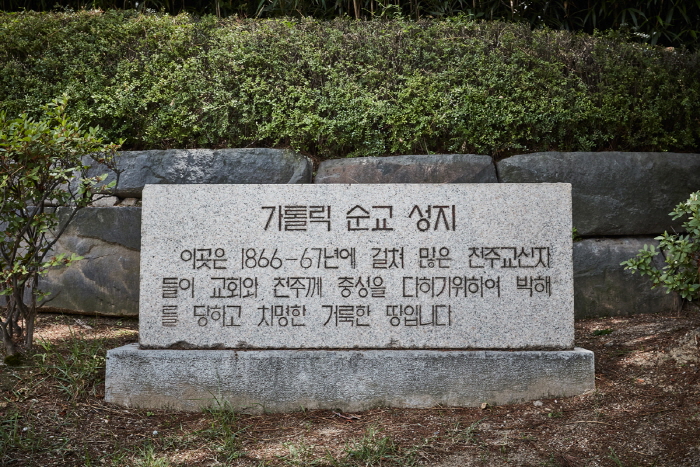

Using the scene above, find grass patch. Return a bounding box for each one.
[201,402,249,462]
[34,332,106,402]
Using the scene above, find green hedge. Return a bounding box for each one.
[1,11,699,159]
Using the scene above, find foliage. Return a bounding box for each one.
[34,334,107,401]
[201,402,248,462]
[278,425,407,466]
[342,425,400,465]
[133,443,172,467]
[622,191,700,302]
[0,12,698,161]
[0,96,121,356]
[0,1,698,50]
[448,418,483,444]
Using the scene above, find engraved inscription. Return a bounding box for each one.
[141,184,573,350]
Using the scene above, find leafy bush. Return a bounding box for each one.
[0,12,699,160]
[0,96,120,356]
[622,191,700,302]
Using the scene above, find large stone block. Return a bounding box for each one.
[573,237,680,319]
[83,148,313,198]
[497,152,700,236]
[106,182,595,415]
[315,154,497,184]
[138,184,574,350]
[39,207,141,317]
[105,345,595,413]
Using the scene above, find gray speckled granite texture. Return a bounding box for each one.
[315,154,498,184]
[139,184,574,350]
[106,345,594,412]
[81,148,312,198]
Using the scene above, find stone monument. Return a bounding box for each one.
[105,183,594,412]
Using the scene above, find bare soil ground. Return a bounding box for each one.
[1,307,699,467]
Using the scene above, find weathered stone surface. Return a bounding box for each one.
[83,149,313,198]
[315,154,497,184]
[573,237,680,319]
[139,183,574,350]
[497,152,700,236]
[90,195,119,207]
[105,345,595,412]
[118,198,140,207]
[39,207,141,316]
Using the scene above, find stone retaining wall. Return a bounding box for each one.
[39,150,699,318]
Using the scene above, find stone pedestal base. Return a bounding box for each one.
[105,345,595,413]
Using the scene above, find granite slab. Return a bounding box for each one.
[138,184,574,350]
[106,345,595,412]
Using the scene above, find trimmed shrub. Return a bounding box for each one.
[1,12,699,159]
